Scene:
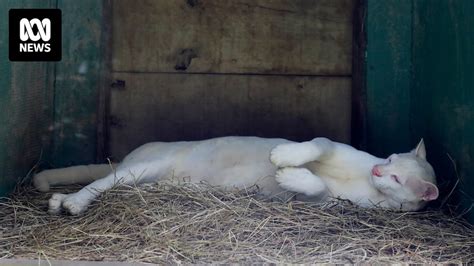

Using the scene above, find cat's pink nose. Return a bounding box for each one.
[372,166,382,177]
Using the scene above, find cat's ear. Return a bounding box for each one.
[412,138,427,159]
[409,179,439,201]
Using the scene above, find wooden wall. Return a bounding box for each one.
[109,0,354,159]
[411,0,474,223]
[0,0,107,196]
[366,0,474,222]
[0,0,55,196]
[50,0,107,166]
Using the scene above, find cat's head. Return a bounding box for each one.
[370,139,439,211]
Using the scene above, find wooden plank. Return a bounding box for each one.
[49,0,105,167]
[0,0,55,196]
[108,73,351,159]
[366,0,412,156]
[351,0,367,150]
[112,0,354,75]
[412,0,474,223]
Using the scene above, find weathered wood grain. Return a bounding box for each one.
[108,73,351,159]
[112,0,353,75]
[0,0,54,196]
[50,0,105,166]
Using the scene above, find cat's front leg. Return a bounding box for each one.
[275,167,327,197]
[49,191,94,215]
[48,180,113,215]
[270,137,334,167]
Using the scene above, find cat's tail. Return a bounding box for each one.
[33,164,118,192]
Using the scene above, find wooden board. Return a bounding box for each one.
[411,0,474,223]
[50,0,106,167]
[108,73,351,159]
[0,0,54,196]
[112,0,354,75]
[366,0,412,156]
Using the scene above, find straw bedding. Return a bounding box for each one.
[0,183,473,264]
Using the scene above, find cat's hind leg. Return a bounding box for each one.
[275,167,327,197]
[49,162,167,215]
[270,137,334,167]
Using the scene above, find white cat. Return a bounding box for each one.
[33,137,439,215]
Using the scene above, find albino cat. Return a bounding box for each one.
[33,137,439,215]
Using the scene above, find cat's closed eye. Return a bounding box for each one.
[391,174,400,184]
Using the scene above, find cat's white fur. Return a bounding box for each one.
[33,137,439,215]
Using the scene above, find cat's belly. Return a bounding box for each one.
[130,136,290,195]
[172,162,282,194]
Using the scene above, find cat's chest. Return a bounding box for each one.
[324,178,382,202]
[305,162,386,206]
[305,161,370,182]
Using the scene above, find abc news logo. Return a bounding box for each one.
[9,9,61,61]
[20,18,51,52]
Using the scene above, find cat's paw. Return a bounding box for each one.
[276,167,326,196]
[47,192,91,215]
[270,143,319,167]
[48,193,67,214]
[62,194,91,215]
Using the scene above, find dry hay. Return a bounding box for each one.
[0,183,473,264]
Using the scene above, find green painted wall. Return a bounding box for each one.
[0,0,56,197]
[367,0,474,222]
[0,0,104,197]
[411,0,474,222]
[366,0,413,156]
[49,0,105,167]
